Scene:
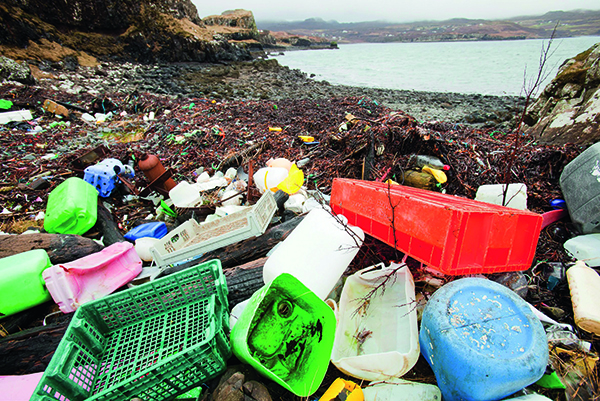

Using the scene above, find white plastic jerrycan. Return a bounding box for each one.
[262,207,364,299]
[363,378,441,401]
[567,260,600,335]
[331,262,420,381]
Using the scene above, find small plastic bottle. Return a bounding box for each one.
[411,155,450,170]
[566,260,600,335]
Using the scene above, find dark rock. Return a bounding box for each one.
[0,56,35,85]
[211,371,245,401]
[242,381,272,401]
[0,0,251,64]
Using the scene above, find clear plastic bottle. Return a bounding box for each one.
[411,155,450,170]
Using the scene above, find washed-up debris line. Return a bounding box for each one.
[0,82,595,400]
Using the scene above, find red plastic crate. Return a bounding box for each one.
[330,179,543,275]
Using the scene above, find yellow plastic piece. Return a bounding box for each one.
[298,135,315,142]
[384,179,400,186]
[276,163,304,195]
[320,378,363,401]
[269,127,282,132]
[422,166,447,184]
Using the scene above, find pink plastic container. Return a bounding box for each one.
[43,242,142,313]
[330,179,543,275]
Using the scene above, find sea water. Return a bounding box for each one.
[272,36,600,95]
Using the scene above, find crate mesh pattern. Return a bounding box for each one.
[33,259,230,401]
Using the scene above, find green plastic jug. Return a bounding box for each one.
[0,249,52,318]
[230,273,336,397]
[44,177,98,235]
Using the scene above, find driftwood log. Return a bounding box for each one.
[95,201,126,246]
[0,319,71,375]
[0,233,103,264]
[224,257,267,308]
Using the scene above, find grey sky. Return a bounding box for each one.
[192,0,600,23]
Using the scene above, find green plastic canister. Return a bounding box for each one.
[0,249,52,318]
[230,273,336,397]
[44,177,98,235]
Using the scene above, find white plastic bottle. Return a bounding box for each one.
[262,207,364,299]
[566,260,600,335]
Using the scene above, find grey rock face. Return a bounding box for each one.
[525,42,600,145]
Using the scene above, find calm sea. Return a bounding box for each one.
[271,36,600,96]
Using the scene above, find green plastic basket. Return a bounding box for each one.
[31,259,231,401]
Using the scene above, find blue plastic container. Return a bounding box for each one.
[420,278,548,401]
[124,221,168,241]
[84,158,134,197]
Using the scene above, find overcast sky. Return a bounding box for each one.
[192,0,600,23]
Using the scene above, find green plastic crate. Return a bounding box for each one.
[31,259,231,401]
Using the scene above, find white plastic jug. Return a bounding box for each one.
[475,183,528,210]
[331,262,419,381]
[134,237,159,262]
[169,181,202,208]
[363,378,441,401]
[262,207,364,299]
[566,260,600,335]
[253,167,289,194]
[564,233,600,267]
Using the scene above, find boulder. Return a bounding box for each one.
[0,56,35,85]
[202,9,260,42]
[525,42,600,145]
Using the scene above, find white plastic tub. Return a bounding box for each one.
[475,183,528,210]
[331,262,419,381]
[564,233,600,267]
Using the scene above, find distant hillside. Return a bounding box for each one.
[258,9,600,44]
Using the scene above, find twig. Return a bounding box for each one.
[502,23,559,205]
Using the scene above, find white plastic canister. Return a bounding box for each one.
[168,181,202,208]
[566,260,600,335]
[262,207,364,299]
[363,378,441,401]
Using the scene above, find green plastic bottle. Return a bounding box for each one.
[44,177,98,235]
[0,249,52,318]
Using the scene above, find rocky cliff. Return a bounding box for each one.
[201,9,261,44]
[0,0,254,65]
[525,42,600,145]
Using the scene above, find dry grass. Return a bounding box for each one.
[0,218,44,234]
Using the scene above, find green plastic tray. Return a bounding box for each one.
[31,259,230,401]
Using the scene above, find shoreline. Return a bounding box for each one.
[28,58,525,129]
